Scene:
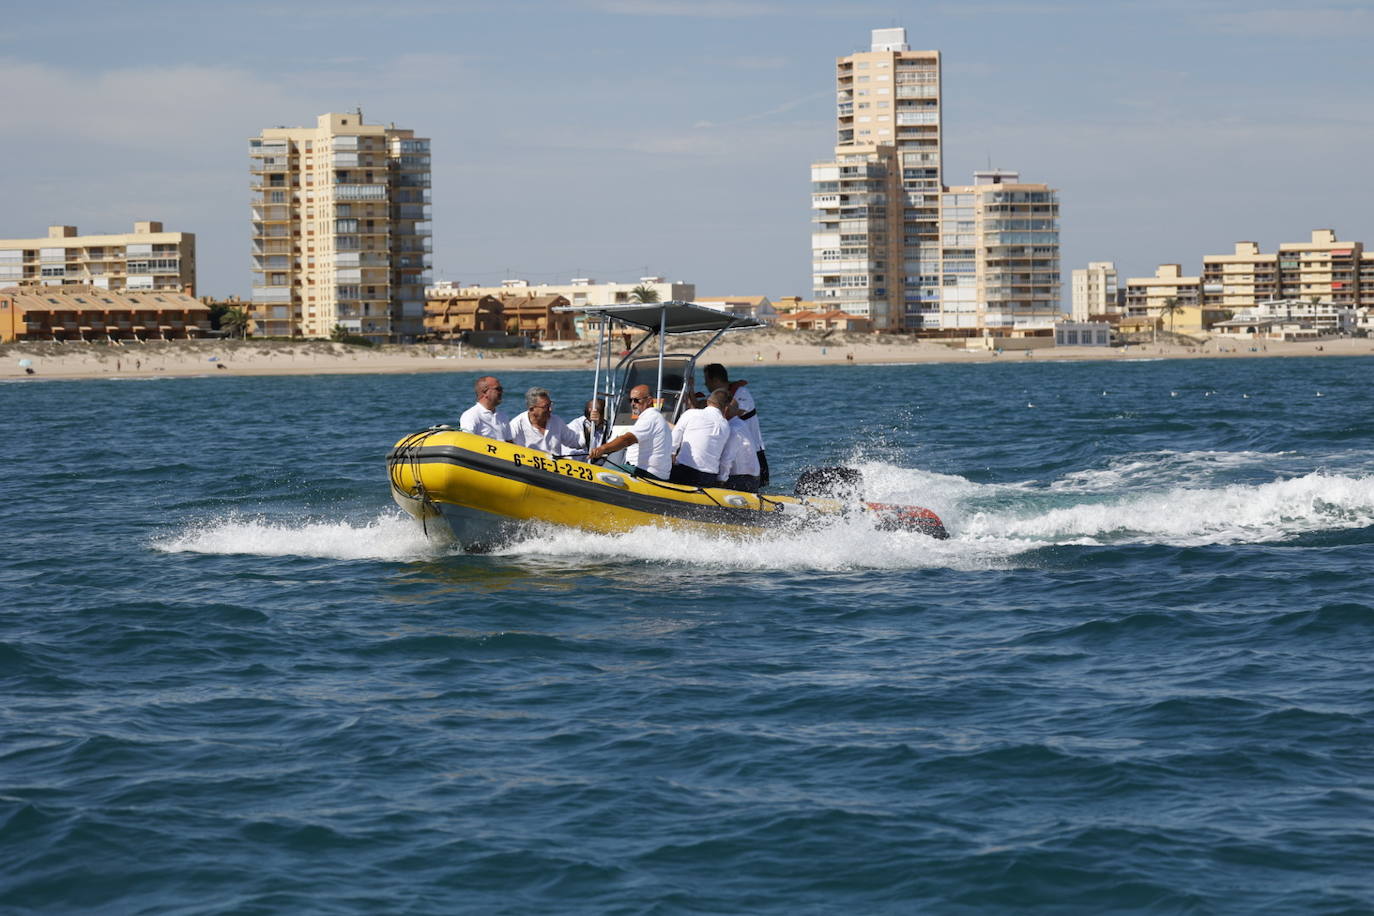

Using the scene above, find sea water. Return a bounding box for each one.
[2,358,1373,913]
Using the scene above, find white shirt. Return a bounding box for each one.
[717,416,760,480]
[625,406,672,479]
[459,402,511,441]
[732,383,765,450]
[509,412,583,455]
[671,405,729,474]
[574,417,609,453]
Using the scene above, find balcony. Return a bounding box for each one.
[251,286,292,303]
[335,184,388,201]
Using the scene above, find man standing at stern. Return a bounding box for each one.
[704,363,767,488]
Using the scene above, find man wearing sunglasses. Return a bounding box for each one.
[459,375,512,442]
[588,384,672,480]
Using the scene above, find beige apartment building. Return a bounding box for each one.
[813,28,942,330]
[811,27,1060,332]
[1124,230,1374,335]
[0,222,195,295]
[249,112,431,342]
[811,142,904,327]
[1071,261,1118,321]
[940,170,1060,331]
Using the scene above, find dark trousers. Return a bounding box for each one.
[669,463,716,488]
[722,474,760,493]
[757,450,769,489]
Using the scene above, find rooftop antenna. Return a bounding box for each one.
[355,105,364,123]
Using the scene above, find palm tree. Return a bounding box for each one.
[629,284,661,304]
[1157,296,1182,342]
[221,306,250,339]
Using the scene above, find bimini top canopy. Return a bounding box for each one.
[556,301,766,335]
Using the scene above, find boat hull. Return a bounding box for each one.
[386,429,946,549]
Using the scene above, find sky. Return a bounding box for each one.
[3,0,1372,303]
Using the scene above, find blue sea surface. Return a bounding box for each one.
[3,357,1374,913]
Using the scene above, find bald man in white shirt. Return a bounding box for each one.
[590,384,672,480]
[459,375,511,441]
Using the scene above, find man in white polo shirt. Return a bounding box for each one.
[670,389,730,488]
[704,363,767,488]
[717,398,761,492]
[509,386,582,454]
[459,375,511,441]
[589,384,672,480]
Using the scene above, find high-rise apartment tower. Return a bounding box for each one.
[813,28,941,330]
[812,28,1061,332]
[248,112,431,341]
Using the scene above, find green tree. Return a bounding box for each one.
[1159,296,1182,339]
[221,306,250,339]
[629,284,661,304]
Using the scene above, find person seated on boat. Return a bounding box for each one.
[704,363,767,489]
[576,398,610,454]
[716,398,761,493]
[459,375,512,441]
[589,384,672,480]
[669,389,730,488]
[509,387,583,455]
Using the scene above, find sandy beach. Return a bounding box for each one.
[3,331,1371,382]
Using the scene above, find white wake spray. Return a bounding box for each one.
[153,511,447,561]
[150,450,1374,567]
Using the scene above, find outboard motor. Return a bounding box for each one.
[793,466,865,500]
[864,502,949,539]
[794,465,950,540]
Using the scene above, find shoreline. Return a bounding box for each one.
[3,334,1370,382]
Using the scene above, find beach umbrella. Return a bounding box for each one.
[17,359,32,368]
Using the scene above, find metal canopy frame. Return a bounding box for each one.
[556,301,765,425]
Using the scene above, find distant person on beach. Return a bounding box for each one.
[703,362,768,489]
[670,389,730,488]
[717,398,761,492]
[590,384,671,480]
[460,375,512,441]
[509,387,581,455]
[576,399,610,454]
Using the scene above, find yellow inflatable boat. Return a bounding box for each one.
[387,427,946,549]
[387,301,947,549]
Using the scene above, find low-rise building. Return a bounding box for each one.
[1054,320,1112,347]
[421,293,576,344]
[499,295,577,341]
[1212,299,1355,341]
[0,222,196,295]
[776,309,873,332]
[428,277,694,338]
[695,296,779,324]
[422,294,505,340]
[0,285,211,343]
